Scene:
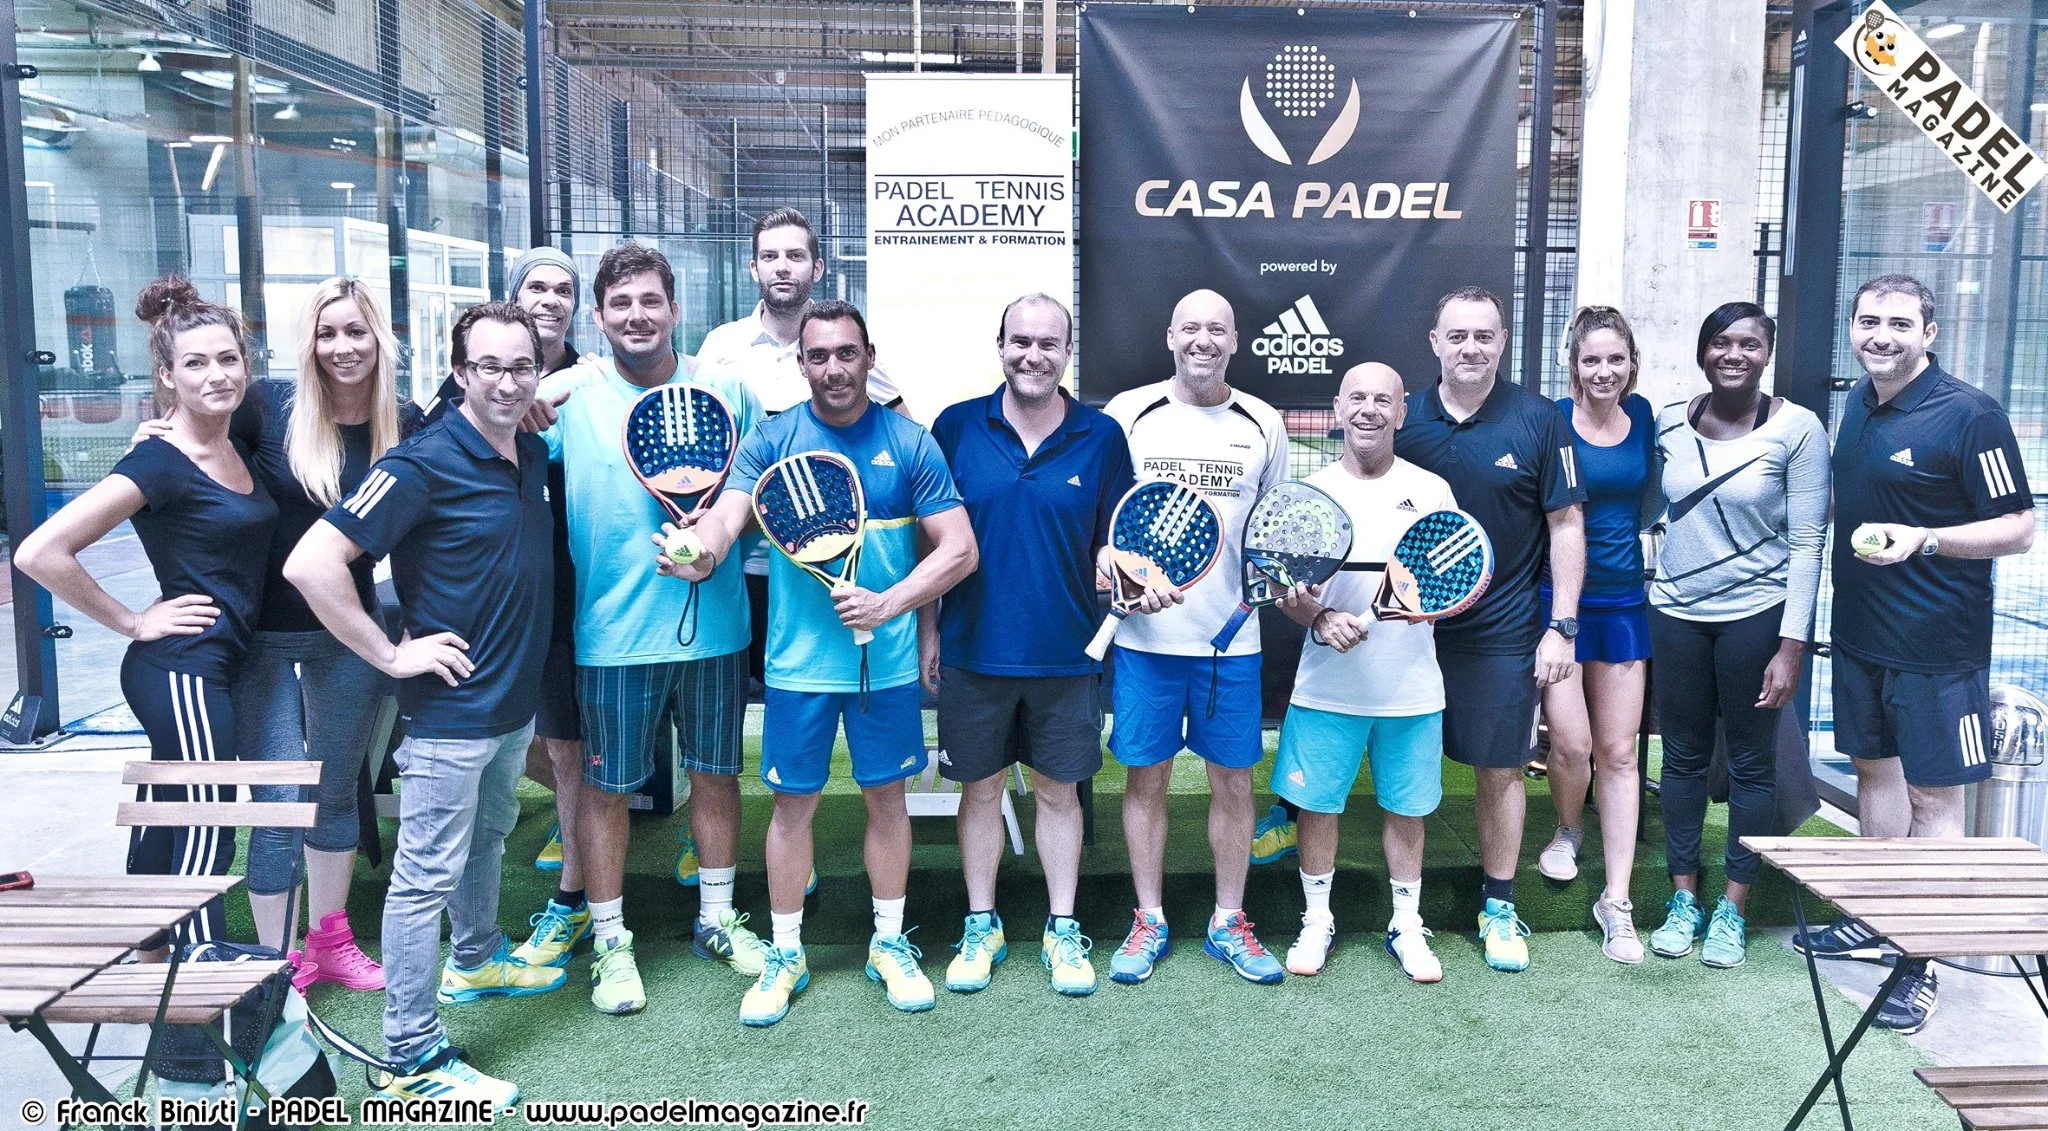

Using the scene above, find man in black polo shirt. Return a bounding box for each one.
[1393,286,1587,974]
[286,301,564,1108]
[1796,273,2034,1034]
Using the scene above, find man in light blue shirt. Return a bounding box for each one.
[676,300,977,1028]
[514,245,767,1019]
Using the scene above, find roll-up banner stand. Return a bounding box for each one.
[865,74,1076,423]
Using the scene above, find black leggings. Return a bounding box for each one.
[121,651,239,948]
[1649,604,1784,886]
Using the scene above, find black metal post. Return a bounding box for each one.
[611,98,632,239]
[377,0,410,390]
[482,16,506,298]
[1518,0,1556,389]
[1775,0,1852,424]
[1,0,59,739]
[553,60,573,252]
[524,0,550,248]
[1993,16,2038,408]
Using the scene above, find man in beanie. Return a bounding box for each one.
[424,246,595,961]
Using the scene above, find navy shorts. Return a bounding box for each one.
[535,633,581,742]
[577,650,748,792]
[936,666,1103,784]
[1833,650,1993,787]
[1438,647,1538,770]
[761,681,927,795]
[1108,648,1264,770]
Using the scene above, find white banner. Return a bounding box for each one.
[865,74,1074,423]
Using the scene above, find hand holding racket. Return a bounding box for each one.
[624,383,740,557]
[1373,508,1493,622]
[1211,480,1352,652]
[1086,480,1222,661]
[752,450,874,646]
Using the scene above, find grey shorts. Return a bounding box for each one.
[935,665,1104,784]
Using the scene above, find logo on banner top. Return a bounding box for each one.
[1834,0,2043,212]
[1239,45,1362,166]
[1253,295,1345,375]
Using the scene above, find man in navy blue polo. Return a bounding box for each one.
[286,301,563,1108]
[1796,273,2034,1033]
[1392,286,1587,974]
[926,293,1135,998]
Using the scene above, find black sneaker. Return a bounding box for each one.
[1874,962,1937,1035]
[1790,917,1890,962]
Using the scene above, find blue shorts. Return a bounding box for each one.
[1273,706,1444,816]
[1833,650,1993,788]
[1540,595,1652,664]
[577,650,748,792]
[1108,648,1264,770]
[761,681,927,795]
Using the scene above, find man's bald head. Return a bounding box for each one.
[1170,288,1234,332]
[1339,362,1404,402]
[1166,289,1238,387]
[1333,361,1405,471]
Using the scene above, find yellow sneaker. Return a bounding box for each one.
[739,946,809,1027]
[375,1041,518,1111]
[866,931,936,1012]
[437,941,566,1004]
[1250,804,1298,865]
[1478,898,1531,973]
[944,912,1007,993]
[1041,920,1097,996]
[510,899,591,968]
[693,910,769,977]
[675,832,700,887]
[590,931,647,1015]
[534,822,563,872]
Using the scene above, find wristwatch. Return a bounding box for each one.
[1920,529,1941,556]
[1548,617,1579,640]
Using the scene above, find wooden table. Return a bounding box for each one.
[1744,836,2048,1131]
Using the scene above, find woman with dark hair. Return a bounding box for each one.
[1533,305,1658,964]
[1645,301,1829,968]
[16,276,278,948]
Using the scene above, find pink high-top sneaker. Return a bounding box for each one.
[287,950,320,993]
[300,910,385,991]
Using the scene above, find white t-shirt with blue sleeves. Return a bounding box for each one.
[540,358,761,666]
[727,401,963,693]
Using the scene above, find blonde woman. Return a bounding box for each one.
[136,277,421,987]
[1534,306,1658,964]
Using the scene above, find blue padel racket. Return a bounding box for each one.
[1211,480,1353,652]
[1086,480,1222,661]
[1374,508,1493,621]
[752,450,873,646]
[623,383,739,525]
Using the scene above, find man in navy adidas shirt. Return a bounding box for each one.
[926,293,1134,997]
[1796,274,2034,1034]
[1392,286,1587,975]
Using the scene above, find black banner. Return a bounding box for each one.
[1078,5,1519,406]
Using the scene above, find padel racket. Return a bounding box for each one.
[1085,480,1222,661]
[623,383,739,525]
[1374,508,1493,621]
[752,450,873,646]
[1210,480,1353,652]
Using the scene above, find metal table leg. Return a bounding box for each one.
[1788,884,1855,1130]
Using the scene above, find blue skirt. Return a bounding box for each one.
[1539,591,1651,664]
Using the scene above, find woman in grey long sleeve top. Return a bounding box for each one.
[1644,302,1830,970]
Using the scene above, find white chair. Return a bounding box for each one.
[904,748,1028,856]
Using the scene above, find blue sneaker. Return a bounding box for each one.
[1204,912,1285,985]
[1791,917,1889,963]
[1109,910,1170,984]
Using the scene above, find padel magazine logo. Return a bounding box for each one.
[1239,44,1362,166]
[1253,295,1344,375]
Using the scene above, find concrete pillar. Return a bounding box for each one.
[1574,0,1768,412]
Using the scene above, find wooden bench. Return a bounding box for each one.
[1917,1066,2048,1130]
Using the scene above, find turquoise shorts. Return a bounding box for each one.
[1273,706,1444,816]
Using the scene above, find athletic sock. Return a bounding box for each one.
[697,866,737,930]
[1300,869,1335,922]
[1481,875,1515,906]
[1139,904,1165,926]
[1210,904,1242,930]
[590,898,626,945]
[553,887,586,911]
[1047,915,1079,935]
[873,896,906,939]
[968,907,998,926]
[771,909,803,952]
[1278,799,1302,821]
[1390,878,1423,930]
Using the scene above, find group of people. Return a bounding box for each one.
[12,195,2033,1106]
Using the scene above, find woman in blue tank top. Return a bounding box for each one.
[1535,305,1657,965]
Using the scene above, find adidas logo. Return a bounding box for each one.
[1288,770,1305,786]
[871,450,896,468]
[766,766,782,785]
[1891,448,1915,467]
[899,755,919,770]
[1254,295,1345,376]
[1495,454,1518,470]
[1396,498,1417,512]
[936,749,953,766]
[1067,475,1083,487]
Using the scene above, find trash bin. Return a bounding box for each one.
[1958,684,2048,974]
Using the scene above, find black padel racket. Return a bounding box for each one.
[1374,507,1493,621]
[1211,480,1353,652]
[1085,480,1222,661]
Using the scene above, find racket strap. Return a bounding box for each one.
[674,580,701,649]
[305,1006,414,1089]
[858,644,870,714]
[1205,649,1221,720]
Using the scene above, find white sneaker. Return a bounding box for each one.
[1595,896,1645,965]
[1384,918,1442,984]
[1537,826,1583,882]
[1286,915,1336,976]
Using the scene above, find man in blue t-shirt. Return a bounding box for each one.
[927,294,1134,997]
[1796,274,2035,1034]
[675,300,977,1027]
[287,302,565,1107]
